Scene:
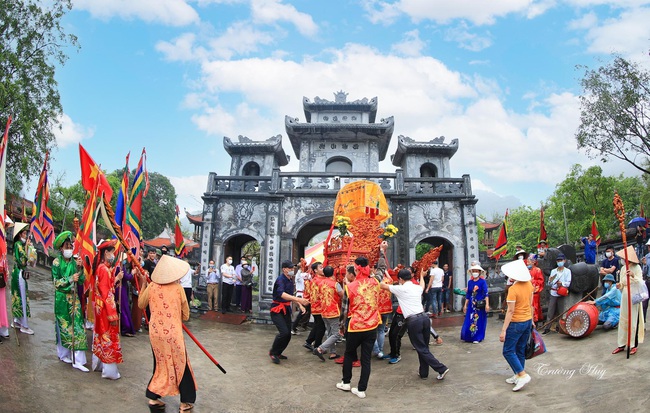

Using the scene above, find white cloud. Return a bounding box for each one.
[156,33,206,62]
[74,0,199,26]
[251,0,318,36]
[581,7,650,61]
[208,21,276,59]
[168,175,210,212]
[391,29,426,57]
[365,0,539,26]
[444,23,492,51]
[567,11,598,30]
[53,113,94,148]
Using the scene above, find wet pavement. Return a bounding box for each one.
[1,264,648,413]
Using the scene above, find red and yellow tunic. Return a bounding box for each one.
[320,277,341,318]
[92,263,122,364]
[310,275,323,316]
[346,274,380,332]
[377,287,393,315]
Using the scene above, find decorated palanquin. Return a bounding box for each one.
[324,180,391,279]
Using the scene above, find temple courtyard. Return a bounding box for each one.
[0,265,647,413]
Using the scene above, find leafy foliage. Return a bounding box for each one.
[0,0,78,193]
[577,56,650,174]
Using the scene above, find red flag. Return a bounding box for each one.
[537,207,548,248]
[591,210,601,246]
[79,144,113,203]
[0,116,12,274]
[174,205,186,257]
[491,209,509,260]
[641,205,648,229]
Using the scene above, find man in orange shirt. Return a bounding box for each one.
[336,256,380,399]
[500,259,534,392]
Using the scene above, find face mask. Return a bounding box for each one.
[288,270,294,276]
[557,261,565,268]
[538,248,546,253]
[527,265,533,269]
[518,256,524,260]
[63,249,73,259]
[471,272,479,278]
[605,252,613,258]
[241,260,247,265]
[227,259,233,264]
[604,282,611,289]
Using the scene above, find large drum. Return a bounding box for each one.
[560,302,599,338]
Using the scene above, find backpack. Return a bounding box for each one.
[241,267,253,286]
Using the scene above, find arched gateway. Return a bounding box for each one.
[200,92,478,318]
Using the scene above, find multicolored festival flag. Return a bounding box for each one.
[30,153,54,251]
[591,210,601,246]
[115,153,130,231]
[174,205,186,257]
[127,148,148,242]
[491,209,509,260]
[0,116,12,275]
[538,206,548,247]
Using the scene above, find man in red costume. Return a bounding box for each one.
[336,256,380,399]
[527,254,545,328]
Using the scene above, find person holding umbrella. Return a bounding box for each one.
[51,231,89,371]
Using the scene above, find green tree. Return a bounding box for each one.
[1,0,78,193]
[140,172,177,239]
[504,206,541,259]
[576,55,650,174]
[545,165,642,246]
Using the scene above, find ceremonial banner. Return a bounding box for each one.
[0,116,12,274]
[491,209,509,260]
[30,153,54,251]
[591,210,601,246]
[537,207,547,247]
[79,144,113,203]
[127,148,148,241]
[115,153,130,231]
[174,205,186,257]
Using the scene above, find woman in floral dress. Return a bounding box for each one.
[461,264,489,343]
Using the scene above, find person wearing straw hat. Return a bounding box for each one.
[499,259,534,392]
[611,246,645,355]
[10,222,34,334]
[91,239,123,379]
[461,264,489,343]
[51,231,89,371]
[138,255,197,413]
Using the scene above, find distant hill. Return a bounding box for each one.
[474,190,522,220]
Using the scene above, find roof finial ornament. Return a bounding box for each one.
[334,90,348,103]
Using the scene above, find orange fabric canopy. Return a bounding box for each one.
[333,180,390,223]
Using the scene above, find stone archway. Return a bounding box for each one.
[292,215,332,261]
[416,236,454,268]
[221,233,260,311]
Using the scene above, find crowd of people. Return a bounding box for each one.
[0,225,198,411]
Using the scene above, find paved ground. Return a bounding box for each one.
[1,264,648,413]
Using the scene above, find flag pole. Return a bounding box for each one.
[613,191,632,359]
[102,198,226,374]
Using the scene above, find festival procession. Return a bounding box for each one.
[3,2,650,412]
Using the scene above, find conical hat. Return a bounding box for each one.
[151,255,190,284]
[616,245,639,264]
[501,259,531,282]
[12,222,29,241]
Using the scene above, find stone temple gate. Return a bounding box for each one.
[200,92,478,317]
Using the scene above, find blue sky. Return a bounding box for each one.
[40,0,650,218]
